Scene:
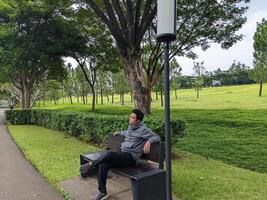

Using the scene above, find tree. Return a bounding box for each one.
[0,0,75,109]
[251,18,267,96]
[63,65,76,104]
[193,61,205,99]
[170,58,182,100]
[68,9,120,111]
[74,67,90,104]
[97,71,112,105]
[114,70,131,105]
[83,0,249,114]
[153,75,164,107]
[45,80,62,105]
[227,61,251,85]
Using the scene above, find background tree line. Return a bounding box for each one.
[179,61,255,89]
[1,0,263,113]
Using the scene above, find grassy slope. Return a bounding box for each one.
[36,84,267,110]
[7,125,267,200]
[34,84,267,174]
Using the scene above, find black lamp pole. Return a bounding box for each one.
[157,1,176,199]
[163,40,172,200]
[158,34,176,200]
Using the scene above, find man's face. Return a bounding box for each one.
[129,113,139,126]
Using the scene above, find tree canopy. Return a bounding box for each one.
[82,0,250,114]
[251,18,267,96]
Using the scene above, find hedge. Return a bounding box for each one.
[5,109,186,145]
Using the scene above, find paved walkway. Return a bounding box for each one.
[0,109,65,200]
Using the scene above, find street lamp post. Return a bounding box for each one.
[157,1,176,200]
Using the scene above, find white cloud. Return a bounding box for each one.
[178,7,267,75]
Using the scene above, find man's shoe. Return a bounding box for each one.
[79,161,93,173]
[93,191,108,200]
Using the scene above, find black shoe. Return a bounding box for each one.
[93,191,108,200]
[79,161,93,173]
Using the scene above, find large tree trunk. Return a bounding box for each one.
[156,91,158,100]
[197,88,199,99]
[175,89,178,100]
[124,57,151,115]
[22,81,31,109]
[259,81,263,97]
[112,93,114,104]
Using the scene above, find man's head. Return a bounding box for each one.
[129,109,144,126]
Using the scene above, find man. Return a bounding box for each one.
[81,108,161,200]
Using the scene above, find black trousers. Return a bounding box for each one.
[92,151,136,193]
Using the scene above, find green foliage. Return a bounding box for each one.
[250,18,267,83]
[0,0,78,108]
[253,18,267,67]
[5,109,186,145]
[5,109,32,124]
[114,70,131,95]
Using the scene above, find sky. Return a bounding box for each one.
[179,1,267,75]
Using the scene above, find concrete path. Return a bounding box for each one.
[0,109,65,200]
[60,172,133,200]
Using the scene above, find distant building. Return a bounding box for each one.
[212,80,222,87]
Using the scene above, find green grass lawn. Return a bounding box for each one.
[33,84,267,174]
[36,84,267,110]
[7,125,267,200]
[178,122,267,173]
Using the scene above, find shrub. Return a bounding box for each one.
[5,109,186,145]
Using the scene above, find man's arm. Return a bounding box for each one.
[141,128,161,154]
[141,128,161,143]
[119,130,128,136]
[113,130,128,136]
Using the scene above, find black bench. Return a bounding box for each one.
[80,134,166,200]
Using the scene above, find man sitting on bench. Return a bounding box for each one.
[80,108,161,200]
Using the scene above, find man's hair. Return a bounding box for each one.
[131,109,144,121]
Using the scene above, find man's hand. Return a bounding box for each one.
[113,132,120,136]
[143,141,151,154]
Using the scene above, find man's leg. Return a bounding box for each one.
[98,163,110,193]
[96,151,135,194]
[92,151,134,167]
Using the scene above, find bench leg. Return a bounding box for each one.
[130,169,166,200]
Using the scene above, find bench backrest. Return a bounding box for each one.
[106,134,165,169]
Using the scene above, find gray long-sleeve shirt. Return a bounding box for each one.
[120,122,161,161]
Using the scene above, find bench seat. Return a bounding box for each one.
[80,134,166,200]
